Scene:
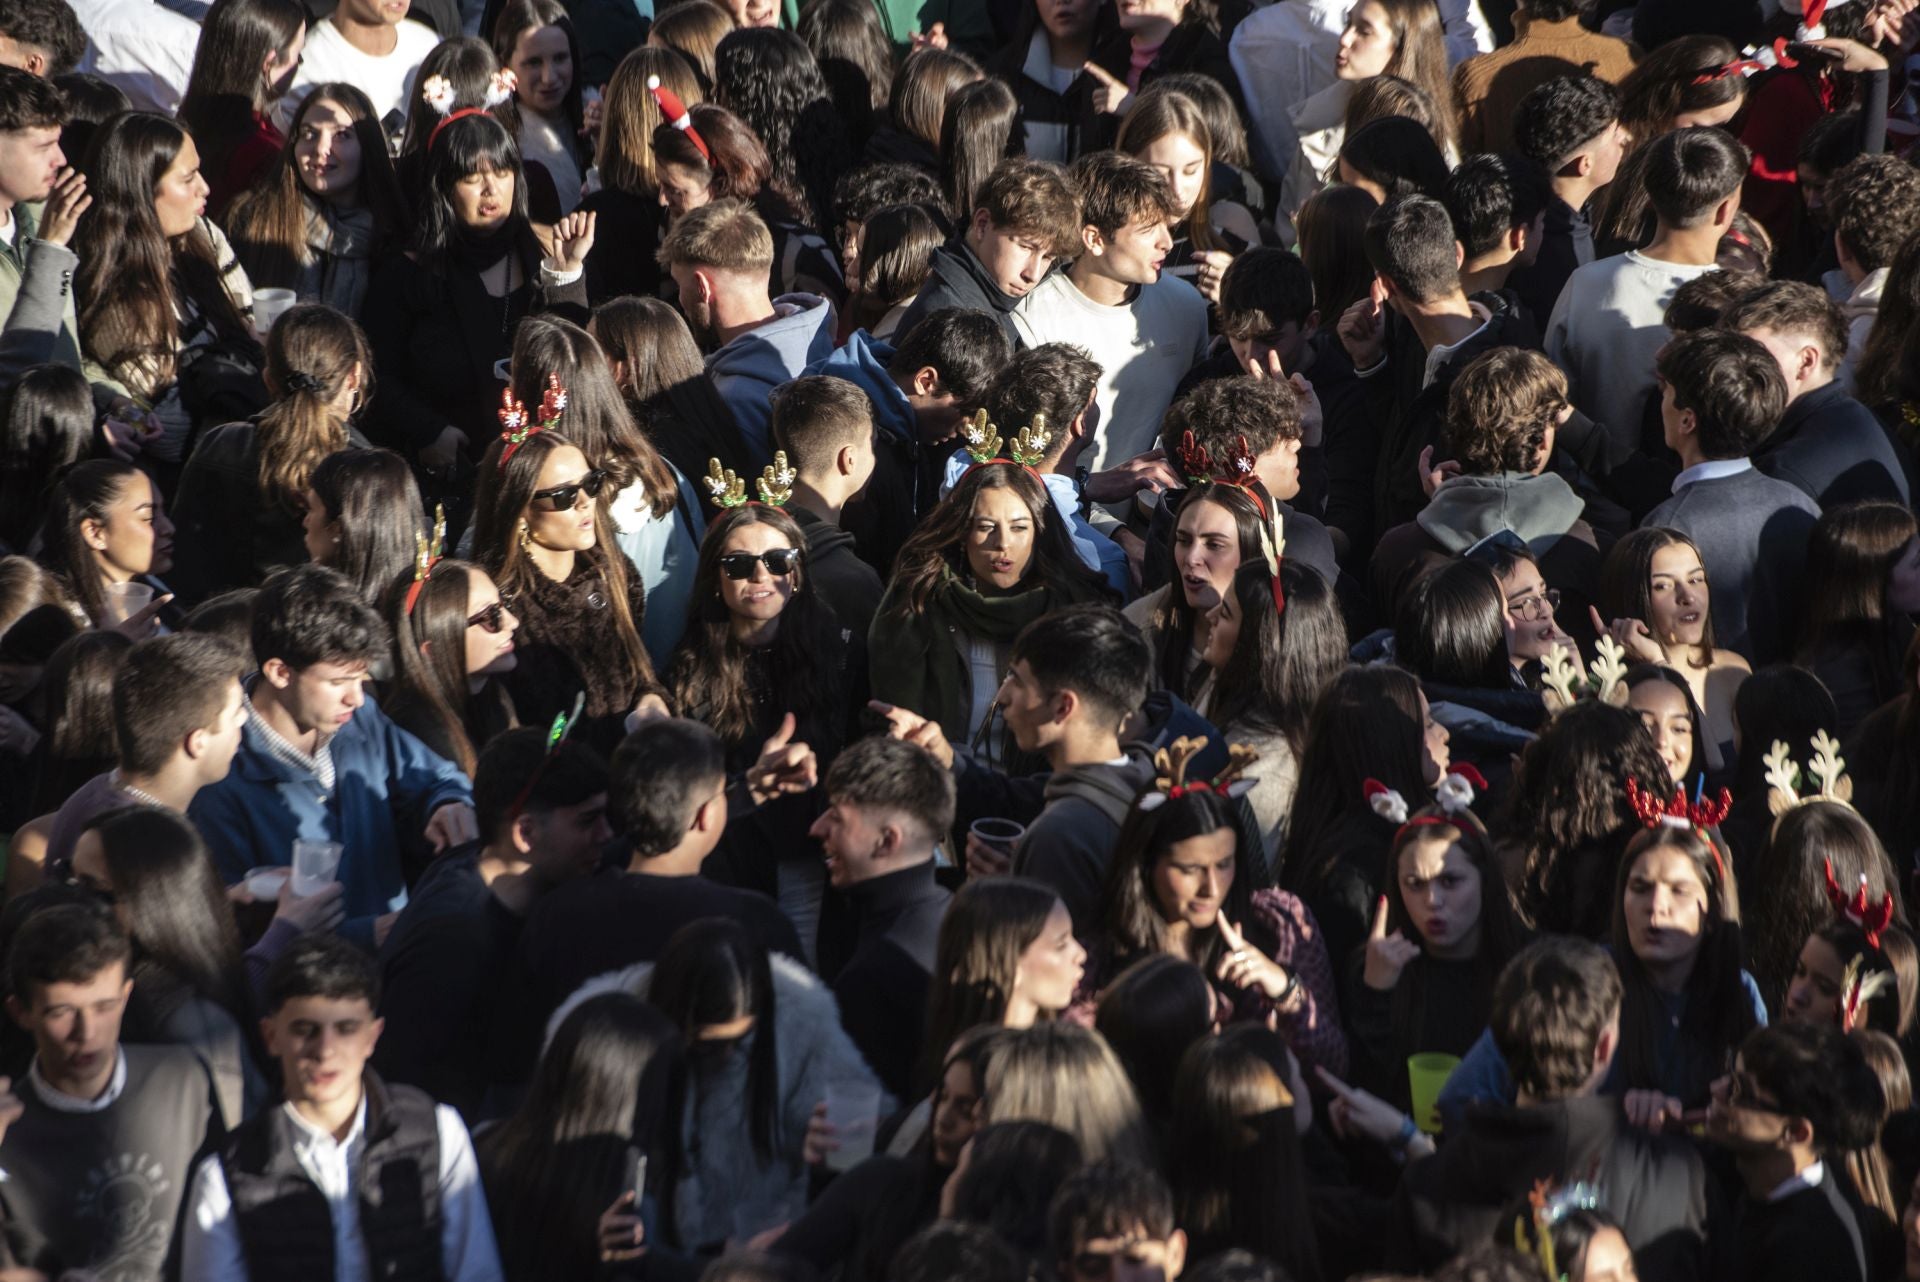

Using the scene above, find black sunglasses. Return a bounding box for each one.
[529,469,608,512]
[719,549,801,580]
[467,602,510,634]
[1726,1073,1790,1116]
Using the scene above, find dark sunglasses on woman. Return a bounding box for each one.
[529,469,609,512]
[719,548,802,580]
[468,602,510,634]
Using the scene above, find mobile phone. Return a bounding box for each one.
[624,1149,648,1203]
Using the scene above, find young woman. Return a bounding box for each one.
[1154,70,1264,218]
[871,462,1110,756]
[795,0,893,149]
[578,46,703,303]
[986,0,1108,167]
[28,631,131,815]
[473,428,665,753]
[301,448,425,606]
[1784,918,1918,1040]
[171,303,372,600]
[1127,484,1266,705]
[1625,663,1707,793]
[1347,802,1526,1110]
[939,77,1019,226]
[940,1120,1085,1259]
[1596,527,1751,772]
[175,0,307,219]
[478,993,687,1276]
[493,0,591,214]
[714,28,857,238]
[225,83,407,318]
[360,111,593,482]
[844,201,943,341]
[74,113,263,470]
[394,38,525,207]
[867,46,980,173]
[1747,798,1905,1013]
[1500,701,1673,940]
[1798,502,1920,736]
[548,917,885,1252]
[37,460,176,632]
[1086,0,1241,130]
[1098,774,1348,1077]
[382,559,520,778]
[1093,955,1214,1136]
[1336,112,1450,204]
[1275,0,1452,237]
[1595,36,1747,253]
[648,3,735,96]
[1280,665,1447,981]
[1482,539,1574,684]
[589,295,749,485]
[1199,558,1347,860]
[978,1022,1156,1167]
[1117,85,1259,304]
[1295,182,1378,327]
[1167,1025,1324,1282]
[0,364,94,556]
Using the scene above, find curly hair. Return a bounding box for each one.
[713,28,855,231]
[1444,347,1567,476]
[1828,153,1920,274]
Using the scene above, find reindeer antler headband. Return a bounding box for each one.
[497,373,568,471]
[1825,858,1896,949]
[1765,732,1854,821]
[703,453,795,510]
[403,505,449,615]
[1136,735,1259,810]
[1539,636,1630,714]
[957,409,1053,479]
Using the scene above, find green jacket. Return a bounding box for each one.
[0,200,84,372]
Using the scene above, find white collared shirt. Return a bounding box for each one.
[27,1048,127,1112]
[1767,1159,1825,1203]
[1671,457,1754,494]
[246,696,338,794]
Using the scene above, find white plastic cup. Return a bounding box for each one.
[244,866,290,900]
[253,288,296,337]
[102,580,153,626]
[822,1079,881,1173]
[290,839,343,897]
[968,817,1026,857]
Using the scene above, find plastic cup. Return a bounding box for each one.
[1407,1052,1462,1135]
[290,839,343,897]
[102,580,153,626]
[968,818,1025,858]
[244,866,290,900]
[822,1079,881,1173]
[253,287,296,337]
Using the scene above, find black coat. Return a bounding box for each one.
[578,188,665,306]
[1755,380,1912,509]
[792,506,885,639]
[892,240,1028,350]
[831,861,951,1099]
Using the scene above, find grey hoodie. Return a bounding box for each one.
[707,293,836,468]
[1414,471,1585,555]
[1013,748,1156,938]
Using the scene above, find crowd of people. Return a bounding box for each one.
[7,0,1920,1276]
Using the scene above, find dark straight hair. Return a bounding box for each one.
[648,918,781,1160]
[413,110,530,262]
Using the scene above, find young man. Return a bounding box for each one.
[1392,937,1709,1282]
[809,734,954,1097]
[189,565,476,947]
[181,934,505,1282]
[0,0,82,78]
[1340,194,1539,535]
[814,307,1014,574]
[990,605,1154,937]
[893,157,1080,349]
[1509,75,1631,327]
[1546,125,1745,459]
[277,0,440,131]
[0,903,221,1281]
[1452,0,1637,153]
[1707,1023,1877,1282]
[1176,247,1320,394]
[1644,328,1819,663]
[1822,152,1920,368]
[660,197,835,465]
[772,374,884,636]
[43,631,247,876]
[1721,279,1911,507]
[1442,152,1553,300]
[0,66,84,370]
[1013,150,1211,477]
[375,728,610,1119]
[1049,1161,1188,1282]
[1370,347,1607,642]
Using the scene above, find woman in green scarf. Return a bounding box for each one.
[870,459,1113,763]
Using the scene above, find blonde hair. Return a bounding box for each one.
[598,46,704,196]
[647,1,733,93]
[657,196,774,273]
[982,1023,1156,1167]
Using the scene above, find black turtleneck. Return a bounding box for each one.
[831,860,951,1098]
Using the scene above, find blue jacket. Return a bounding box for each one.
[708,294,836,467]
[189,691,472,946]
[805,328,916,442]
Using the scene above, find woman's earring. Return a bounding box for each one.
[518,519,534,554]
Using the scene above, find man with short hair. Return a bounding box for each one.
[1452,0,1637,153]
[1,903,221,1280]
[772,374,885,636]
[44,631,247,876]
[1443,152,1553,300]
[1822,153,1920,369]
[810,734,954,1096]
[894,157,1080,348]
[1644,328,1818,663]
[276,0,440,130]
[189,565,476,948]
[1176,246,1320,394]
[661,197,835,465]
[1049,1161,1188,1282]
[375,728,611,1119]
[1547,126,1746,459]
[1721,279,1911,507]
[0,64,84,371]
[0,0,83,78]
[1707,1023,1877,1282]
[1509,75,1631,326]
[1392,937,1709,1282]
[181,934,505,1282]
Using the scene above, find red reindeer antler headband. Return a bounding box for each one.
[1825,858,1897,948]
[647,75,709,161]
[497,373,568,471]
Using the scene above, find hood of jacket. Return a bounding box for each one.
[1415,471,1585,554]
[793,505,859,562]
[708,292,836,388]
[806,328,915,441]
[1041,747,1155,827]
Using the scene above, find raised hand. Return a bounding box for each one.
[1215,916,1297,1005]
[109,592,174,641]
[1083,60,1133,115]
[539,210,597,273]
[746,711,819,803]
[1289,373,1324,449]
[909,21,948,50]
[1337,278,1388,370]
[38,168,90,247]
[1084,449,1181,503]
[1362,895,1420,991]
[1587,604,1663,661]
[598,1190,647,1263]
[1417,445,1461,498]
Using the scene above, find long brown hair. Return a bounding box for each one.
[176,0,306,195]
[1118,86,1224,254]
[647,1,734,94]
[1369,0,1456,155]
[598,45,704,196]
[254,303,370,513]
[1157,485,1268,697]
[383,559,501,776]
[921,878,1061,1092]
[886,464,1108,617]
[1798,501,1918,704]
[1599,527,1719,671]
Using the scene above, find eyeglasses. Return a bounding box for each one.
[529,469,608,512]
[1507,588,1561,621]
[719,548,802,580]
[1726,1073,1791,1116]
[467,602,510,634]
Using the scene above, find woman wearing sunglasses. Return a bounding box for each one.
[667,502,863,949]
[382,559,522,778]
[473,429,667,753]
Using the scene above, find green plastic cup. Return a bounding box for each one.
[1407,1053,1462,1134]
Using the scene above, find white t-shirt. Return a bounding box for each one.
[1011,271,1210,472]
[277,17,442,133]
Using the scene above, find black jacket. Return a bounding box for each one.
[1088,20,1246,136]
[1392,1094,1710,1282]
[792,505,885,639]
[579,187,665,306]
[832,861,951,1099]
[1721,1175,1867,1282]
[1755,380,1912,509]
[892,240,1027,350]
[986,30,1102,165]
